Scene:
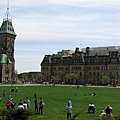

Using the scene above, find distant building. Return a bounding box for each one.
[41,46,120,85]
[0,5,16,83]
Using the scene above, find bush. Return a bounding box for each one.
[0,109,34,120]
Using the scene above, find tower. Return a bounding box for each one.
[0,1,16,83]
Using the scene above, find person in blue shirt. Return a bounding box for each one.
[68,98,72,106]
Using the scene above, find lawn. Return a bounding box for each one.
[0,85,120,120]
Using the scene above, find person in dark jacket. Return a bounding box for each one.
[105,105,112,115]
[39,97,44,114]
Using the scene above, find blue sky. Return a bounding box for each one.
[0,0,120,73]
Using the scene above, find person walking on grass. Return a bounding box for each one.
[66,103,72,120]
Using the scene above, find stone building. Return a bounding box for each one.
[41,46,120,85]
[0,8,16,83]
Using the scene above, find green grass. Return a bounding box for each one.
[0,85,120,120]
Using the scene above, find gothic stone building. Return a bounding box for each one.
[0,17,16,83]
[41,46,120,85]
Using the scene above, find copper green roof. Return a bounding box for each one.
[0,54,12,64]
[0,18,16,36]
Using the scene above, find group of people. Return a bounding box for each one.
[6,97,30,110]
[11,87,18,92]
[34,96,45,114]
[87,103,112,120]
[66,99,113,120]
[99,105,112,120]
[2,89,45,114]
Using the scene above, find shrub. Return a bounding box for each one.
[0,109,34,120]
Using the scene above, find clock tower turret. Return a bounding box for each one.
[0,1,17,83]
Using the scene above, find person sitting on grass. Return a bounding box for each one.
[99,110,106,120]
[88,103,95,113]
[18,103,24,109]
[105,105,112,115]
[6,100,11,109]
[10,98,15,109]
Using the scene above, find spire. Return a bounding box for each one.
[6,0,10,20]
[4,0,11,21]
[0,0,16,36]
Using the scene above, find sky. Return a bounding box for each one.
[0,0,120,73]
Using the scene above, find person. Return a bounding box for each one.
[35,97,38,112]
[66,103,72,120]
[23,101,28,110]
[10,98,15,109]
[99,110,106,120]
[68,98,72,106]
[8,94,11,100]
[18,103,24,109]
[0,97,1,102]
[34,94,37,99]
[6,100,11,109]
[15,87,18,92]
[26,97,30,110]
[18,100,23,105]
[11,87,14,92]
[105,105,112,115]
[88,103,95,113]
[39,97,44,114]
[3,90,6,97]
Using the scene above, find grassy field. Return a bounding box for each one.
[0,85,120,120]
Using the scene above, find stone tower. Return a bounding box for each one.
[0,2,16,83]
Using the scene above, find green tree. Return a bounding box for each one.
[52,75,60,84]
[22,74,28,83]
[102,75,110,86]
[109,72,117,86]
[14,70,18,81]
[65,73,80,84]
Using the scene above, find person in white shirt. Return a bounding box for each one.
[23,101,28,110]
[99,110,106,120]
[66,103,72,120]
[18,104,24,109]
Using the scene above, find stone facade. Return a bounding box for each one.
[0,18,16,83]
[41,47,120,85]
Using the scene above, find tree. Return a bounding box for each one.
[14,70,18,81]
[109,72,117,86]
[65,73,80,84]
[52,75,60,84]
[22,74,28,83]
[102,75,110,86]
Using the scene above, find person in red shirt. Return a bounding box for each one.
[6,101,11,109]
